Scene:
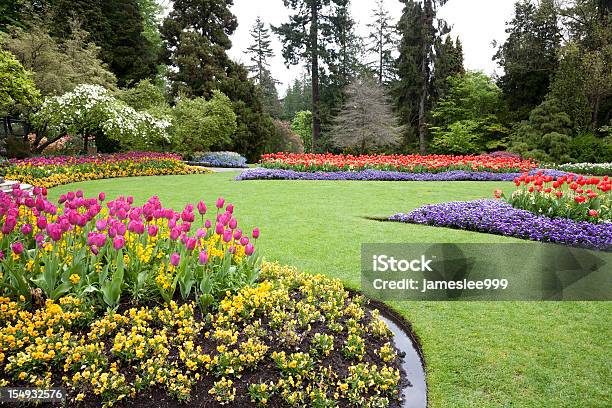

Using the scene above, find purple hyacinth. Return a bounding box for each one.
[389,199,612,251]
[236,168,574,182]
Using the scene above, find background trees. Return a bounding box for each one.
[331,76,400,153]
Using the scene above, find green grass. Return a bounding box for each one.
[49,172,611,407]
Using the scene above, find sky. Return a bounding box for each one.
[159,0,517,95]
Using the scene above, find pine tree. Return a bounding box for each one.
[273,0,343,150]
[160,0,237,97]
[493,0,561,121]
[258,68,282,118]
[432,36,464,101]
[366,0,397,84]
[247,17,274,84]
[281,76,312,121]
[393,0,425,149]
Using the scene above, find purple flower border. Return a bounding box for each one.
[389,199,612,251]
[236,168,572,182]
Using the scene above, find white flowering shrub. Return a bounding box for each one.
[546,162,612,176]
[31,84,170,151]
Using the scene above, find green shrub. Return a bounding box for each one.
[569,133,612,163]
[431,120,481,154]
[170,91,237,154]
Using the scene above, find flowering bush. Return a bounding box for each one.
[261,153,536,173]
[0,186,259,310]
[30,84,171,151]
[0,263,403,407]
[190,151,248,168]
[497,172,611,223]
[390,200,611,251]
[0,152,209,188]
[237,167,570,182]
[544,162,612,176]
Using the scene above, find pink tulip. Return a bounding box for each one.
[223,229,233,243]
[96,219,107,231]
[185,237,197,251]
[11,242,24,255]
[245,243,255,256]
[0,250,4,260]
[229,218,237,229]
[21,224,33,235]
[215,223,224,235]
[205,219,212,228]
[98,192,106,202]
[90,245,99,255]
[233,229,242,240]
[76,190,83,198]
[240,236,249,246]
[216,197,225,209]
[198,250,208,265]
[196,228,207,239]
[170,228,181,240]
[197,200,207,215]
[36,216,47,230]
[226,204,234,214]
[252,228,260,239]
[170,252,180,266]
[113,236,125,250]
[47,224,63,242]
[148,225,159,237]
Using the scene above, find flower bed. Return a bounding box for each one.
[236,167,571,182]
[189,151,248,168]
[0,152,210,188]
[497,173,610,223]
[0,264,404,407]
[389,200,611,251]
[544,162,612,176]
[261,153,536,173]
[0,186,258,309]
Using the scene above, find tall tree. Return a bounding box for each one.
[258,68,282,118]
[48,0,157,86]
[160,0,237,97]
[393,0,425,150]
[274,0,342,150]
[281,76,312,121]
[493,0,561,121]
[366,0,397,84]
[247,16,274,84]
[331,75,401,153]
[432,36,464,101]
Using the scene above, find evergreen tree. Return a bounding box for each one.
[393,0,425,149]
[160,0,237,97]
[258,68,282,118]
[281,76,312,121]
[0,0,24,32]
[493,0,561,121]
[247,17,274,84]
[366,0,397,84]
[432,36,464,101]
[273,0,343,150]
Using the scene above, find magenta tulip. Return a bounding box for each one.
[226,204,234,214]
[229,218,237,230]
[223,229,233,243]
[11,242,24,255]
[170,252,180,266]
[98,192,106,202]
[252,228,260,239]
[205,219,212,228]
[216,197,225,209]
[21,224,32,235]
[197,201,207,215]
[148,225,159,237]
[240,236,249,246]
[198,250,208,265]
[113,236,125,250]
[245,243,255,256]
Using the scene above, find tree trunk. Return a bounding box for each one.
[379,27,383,83]
[418,1,431,155]
[310,2,321,152]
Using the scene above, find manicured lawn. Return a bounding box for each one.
[49,172,612,407]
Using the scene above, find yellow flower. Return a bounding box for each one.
[69,274,81,285]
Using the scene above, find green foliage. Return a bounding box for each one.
[430,72,507,153]
[493,0,561,120]
[115,79,167,111]
[48,0,157,86]
[2,23,117,96]
[291,111,313,153]
[171,91,237,154]
[509,98,573,162]
[160,0,237,97]
[432,36,464,101]
[568,133,612,163]
[281,77,312,121]
[0,49,40,116]
[430,120,480,154]
[0,0,23,32]
[258,69,282,119]
[366,0,398,84]
[247,16,274,84]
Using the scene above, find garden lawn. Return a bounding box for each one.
[49,172,612,408]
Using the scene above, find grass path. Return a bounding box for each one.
[49,173,611,407]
